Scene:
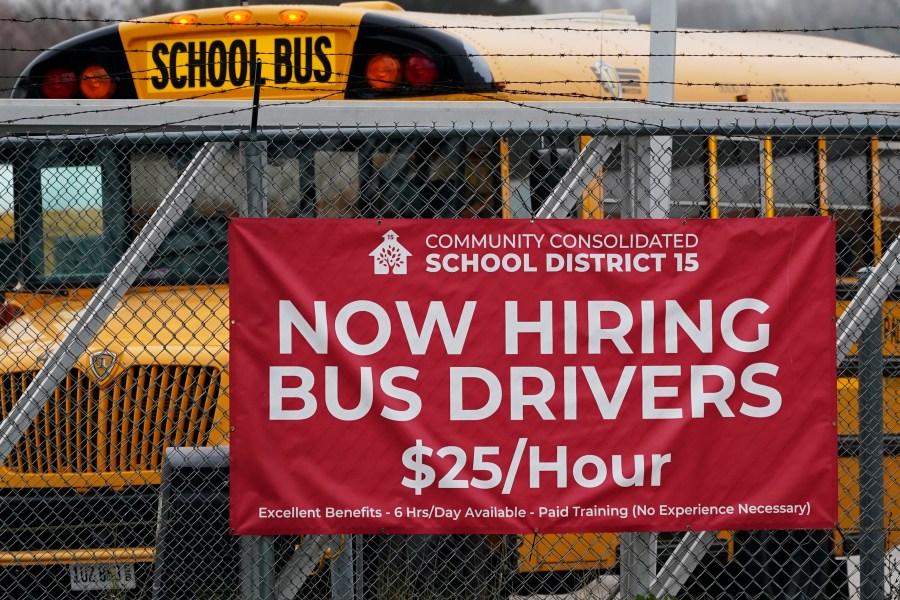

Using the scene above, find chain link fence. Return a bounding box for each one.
[0,101,898,599]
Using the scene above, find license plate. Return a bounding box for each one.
[68,563,136,591]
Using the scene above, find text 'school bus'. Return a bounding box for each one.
[2,2,900,598]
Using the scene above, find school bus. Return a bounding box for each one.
[2,2,900,597]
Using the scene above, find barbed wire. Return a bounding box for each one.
[3,78,899,108]
[2,78,899,133]
[4,59,900,115]
[0,14,897,129]
[1,15,899,35]
[6,57,900,98]
[2,45,898,60]
[0,84,270,129]
[5,42,900,91]
[7,76,900,101]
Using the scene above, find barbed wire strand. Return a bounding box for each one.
[6,63,900,100]
[3,75,900,134]
[3,45,899,60]
[1,15,899,35]
[0,18,898,128]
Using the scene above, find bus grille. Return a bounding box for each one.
[0,366,221,474]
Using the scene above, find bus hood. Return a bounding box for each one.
[0,285,229,373]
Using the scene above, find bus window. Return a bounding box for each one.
[265,147,305,218]
[588,141,632,219]
[132,145,241,282]
[40,165,104,278]
[359,138,501,219]
[462,144,503,218]
[834,209,873,278]
[529,145,575,215]
[131,144,298,223]
[828,139,878,278]
[0,163,13,286]
[771,138,818,215]
[671,135,707,219]
[315,148,360,218]
[0,164,11,234]
[569,136,721,220]
[714,138,763,218]
[878,140,900,255]
[129,137,504,282]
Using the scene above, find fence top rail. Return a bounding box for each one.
[0,100,898,137]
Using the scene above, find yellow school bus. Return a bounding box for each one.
[2,2,900,597]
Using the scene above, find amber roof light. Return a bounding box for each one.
[225,9,253,25]
[169,13,198,29]
[279,9,308,24]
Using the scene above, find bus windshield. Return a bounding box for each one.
[14,137,503,288]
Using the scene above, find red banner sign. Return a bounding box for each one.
[229,218,837,534]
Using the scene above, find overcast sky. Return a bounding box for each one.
[0,0,833,21]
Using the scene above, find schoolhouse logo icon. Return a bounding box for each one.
[369,230,412,275]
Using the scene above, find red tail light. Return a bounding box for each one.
[403,53,438,88]
[41,68,77,99]
[0,303,22,330]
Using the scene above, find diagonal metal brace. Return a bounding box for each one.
[535,136,619,219]
[650,531,719,599]
[275,535,342,600]
[837,236,900,367]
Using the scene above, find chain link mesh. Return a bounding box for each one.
[0,107,898,599]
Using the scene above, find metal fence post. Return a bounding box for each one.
[636,136,672,219]
[246,139,268,219]
[620,533,658,598]
[619,1,677,595]
[331,537,355,600]
[859,302,886,599]
[241,61,276,600]
[242,536,275,600]
[246,59,268,221]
